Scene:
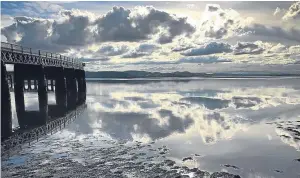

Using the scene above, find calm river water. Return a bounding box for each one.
[2,78,300,178]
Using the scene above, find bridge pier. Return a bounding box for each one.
[14,64,48,129]
[65,68,78,111]
[75,69,86,105]
[33,80,37,90]
[81,70,87,103]
[1,61,12,140]
[45,67,67,118]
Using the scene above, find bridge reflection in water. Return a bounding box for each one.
[1,42,87,153]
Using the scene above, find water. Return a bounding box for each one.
[2,78,300,178]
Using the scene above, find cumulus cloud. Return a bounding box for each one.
[196,4,300,45]
[181,42,232,56]
[1,3,299,66]
[122,43,159,58]
[1,13,96,52]
[282,1,300,21]
[180,40,294,57]
[178,56,232,64]
[244,23,300,44]
[1,15,14,28]
[289,45,300,54]
[24,1,63,13]
[93,6,195,43]
[1,6,195,53]
[79,56,110,63]
[198,4,253,39]
[171,37,197,52]
[268,43,287,53]
[233,42,264,55]
[1,16,61,51]
[273,7,282,16]
[97,44,129,56]
[51,10,96,46]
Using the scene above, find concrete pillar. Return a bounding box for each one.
[70,70,78,109]
[65,69,77,111]
[82,70,86,102]
[37,66,48,125]
[28,79,31,91]
[23,80,28,91]
[7,74,13,89]
[1,61,12,140]
[55,68,67,116]
[34,80,37,90]
[14,64,26,129]
[75,69,83,105]
[51,80,55,91]
[30,80,35,90]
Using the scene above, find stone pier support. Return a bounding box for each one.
[1,61,12,140]
[28,80,31,91]
[64,69,77,111]
[55,70,67,116]
[14,64,48,129]
[14,64,26,128]
[82,70,86,102]
[75,69,86,106]
[34,80,37,90]
[37,66,48,125]
[45,67,67,118]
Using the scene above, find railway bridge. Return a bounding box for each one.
[1,42,87,144]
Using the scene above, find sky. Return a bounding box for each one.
[1,1,300,73]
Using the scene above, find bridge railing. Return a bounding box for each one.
[1,42,83,69]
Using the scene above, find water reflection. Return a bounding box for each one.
[8,78,300,177]
[74,78,300,177]
[77,79,300,143]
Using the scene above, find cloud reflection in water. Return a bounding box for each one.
[71,78,300,148]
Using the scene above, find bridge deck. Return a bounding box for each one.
[1,42,84,70]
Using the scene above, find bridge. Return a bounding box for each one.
[1,42,87,151]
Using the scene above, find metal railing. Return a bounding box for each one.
[1,42,84,69]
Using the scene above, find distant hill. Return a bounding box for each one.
[85,71,300,79]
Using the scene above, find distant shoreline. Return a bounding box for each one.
[85,70,300,79]
[86,76,300,82]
